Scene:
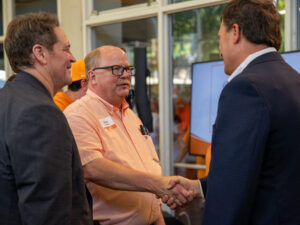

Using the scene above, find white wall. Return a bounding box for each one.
[58,0,84,60]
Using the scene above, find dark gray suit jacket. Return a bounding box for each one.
[0,72,92,225]
[202,52,300,225]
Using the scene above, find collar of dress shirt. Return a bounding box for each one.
[227,47,277,83]
[87,89,129,112]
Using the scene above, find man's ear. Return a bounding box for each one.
[81,79,88,93]
[232,24,241,44]
[88,70,96,85]
[32,44,47,65]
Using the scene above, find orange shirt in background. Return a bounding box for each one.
[53,91,73,111]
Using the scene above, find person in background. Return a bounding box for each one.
[53,59,87,111]
[164,0,300,224]
[0,12,92,225]
[64,45,193,225]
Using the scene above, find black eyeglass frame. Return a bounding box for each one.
[92,65,136,76]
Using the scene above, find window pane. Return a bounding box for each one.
[171,4,226,180]
[0,44,5,88]
[277,0,300,51]
[170,0,194,3]
[278,0,286,52]
[92,18,160,154]
[15,0,57,15]
[93,0,155,11]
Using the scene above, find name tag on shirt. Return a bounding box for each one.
[99,116,116,129]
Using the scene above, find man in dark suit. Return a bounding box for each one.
[165,0,300,224]
[0,13,92,225]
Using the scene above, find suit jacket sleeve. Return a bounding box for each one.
[202,76,270,225]
[200,177,207,198]
[6,104,75,225]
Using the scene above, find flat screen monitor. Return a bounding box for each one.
[190,51,300,156]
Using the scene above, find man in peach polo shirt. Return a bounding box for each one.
[53,59,87,111]
[64,46,195,225]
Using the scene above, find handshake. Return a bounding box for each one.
[155,176,202,209]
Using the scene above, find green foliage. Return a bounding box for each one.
[277,0,285,10]
[279,14,285,52]
[172,4,226,64]
[172,10,196,37]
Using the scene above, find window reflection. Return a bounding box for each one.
[93,0,154,12]
[170,0,192,3]
[171,4,226,180]
[15,0,57,15]
[277,0,285,52]
[92,18,160,154]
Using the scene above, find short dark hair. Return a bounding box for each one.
[6,74,17,82]
[221,0,281,50]
[4,12,59,73]
[68,80,82,91]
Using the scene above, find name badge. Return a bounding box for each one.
[99,116,115,128]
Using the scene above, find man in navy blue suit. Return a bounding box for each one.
[165,0,300,224]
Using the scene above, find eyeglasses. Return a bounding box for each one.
[92,65,136,76]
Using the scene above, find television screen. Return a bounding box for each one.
[190,51,300,155]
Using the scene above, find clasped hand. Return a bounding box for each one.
[156,176,201,209]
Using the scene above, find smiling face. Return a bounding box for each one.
[92,46,132,107]
[46,26,76,92]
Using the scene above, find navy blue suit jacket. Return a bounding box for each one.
[201,52,300,225]
[0,72,92,225]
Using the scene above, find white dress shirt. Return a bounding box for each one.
[227,47,277,83]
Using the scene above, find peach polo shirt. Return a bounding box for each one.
[64,89,162,225]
